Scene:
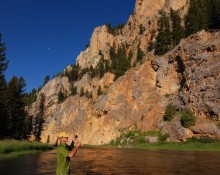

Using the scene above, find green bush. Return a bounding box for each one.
[181,109,196,128]
[58,90,66,103]
[158,133,170,142]
[97,85,102,96]
[124,130,140,138]
[109,130,170,147]
[136,135,146,144]
[187,136,217,143]
[165,94,170,98]
[70,86,77,96]
[163,104,176,121]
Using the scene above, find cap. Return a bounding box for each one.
[58,132,69,138]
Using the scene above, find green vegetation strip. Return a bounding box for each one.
[0,140,54,159]
[105,131,220,152]
[134,142,220,152]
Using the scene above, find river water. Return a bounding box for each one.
[0,148,220,175]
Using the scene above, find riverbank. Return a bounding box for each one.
[83,130,220,152]
[134,142,220,151]
[0,140,54,159]
[83,142,220,152]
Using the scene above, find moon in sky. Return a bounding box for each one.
[47,48,50,50]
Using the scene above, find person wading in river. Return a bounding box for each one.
[56,132,81,175]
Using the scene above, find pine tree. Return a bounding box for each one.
[97,85,102,96]
[106,22,112,32]
[5,76,27,139]
[109,42,132,80]
[80,87,84,97]
[209,0,220,29]
[35,94,45,141]
[43,75,50,86]
[104,60,110,73]
[89,92,93,99]
[70,85,77,96]
[139,24,145,34]
[98,58,105,78]
[115,44,130,80]
[23,115,33,139]
[89,65,96,78]
[185,0,209,36]
[170,8,185,47]
[137,42,145,62]
[147,41,155,52]
[0,33,8,138]
[58,90,65,102]
[110,42,117,72]
[128,50,133,63]
[65,64,79,82]
[85,90,90,98]
[155,10,172,55]
[23,88,37,106]
[85,44,89,49]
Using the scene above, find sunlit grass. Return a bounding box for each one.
[134,142,220,152]
[106,130,220,152]
[0,140,54,159]
[84,142,220,152]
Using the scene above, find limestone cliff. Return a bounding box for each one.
[76,0,188,68]
[29,0,220,144]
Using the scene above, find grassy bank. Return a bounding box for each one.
[0,140,54,159]
[84,142,220,152]
[98,131,220,152]
[134,142,220,152]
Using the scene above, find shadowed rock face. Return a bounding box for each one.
[153,30,220,141]
[29,1,220,144]
[153,30,220,119]
[176,31,220,119]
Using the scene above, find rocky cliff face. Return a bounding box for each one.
[153,30,220,141]
[29,0,220,144]
[76,0,188,69]
[39,60,166,145]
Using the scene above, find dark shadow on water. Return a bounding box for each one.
[0,148,220,175]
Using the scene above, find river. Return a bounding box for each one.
[0,148,220,175]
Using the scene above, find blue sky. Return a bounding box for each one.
[1,0,135,92]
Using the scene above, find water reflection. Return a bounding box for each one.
[0,148,220,175]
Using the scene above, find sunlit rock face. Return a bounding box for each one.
[76,0,188,70]
[28,0,220,144]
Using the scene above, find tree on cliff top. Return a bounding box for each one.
[155,10,172,55]
[208,0,220,29]
[170,8,185,47]
[185,0,209,36]
[110,43,131,80]
[137,42,144,62]
[43,75,50,86]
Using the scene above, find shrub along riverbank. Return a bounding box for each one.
[0,140,54,159]
[105,131,220,152]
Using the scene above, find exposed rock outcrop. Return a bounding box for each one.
[76,0,188,69]
[160,118,193,142]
